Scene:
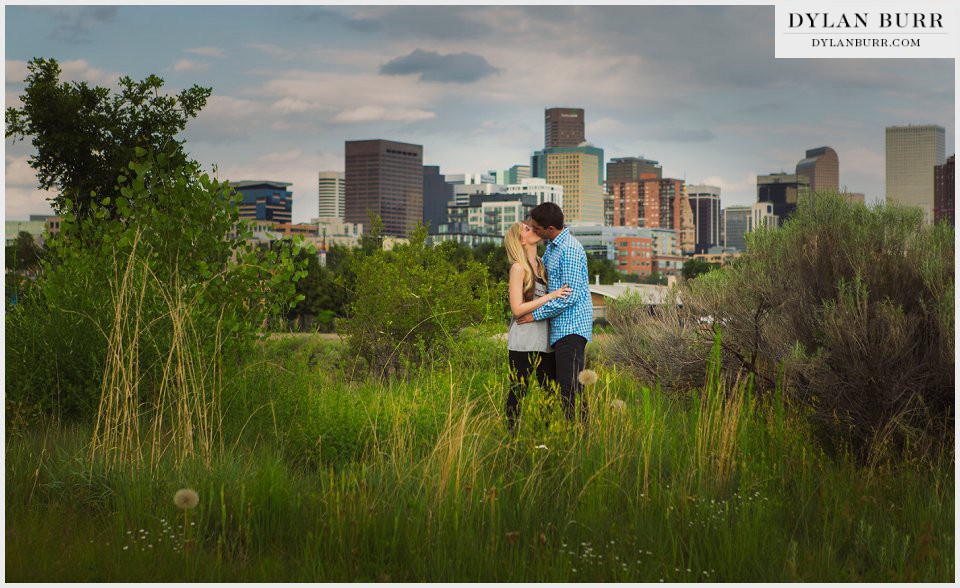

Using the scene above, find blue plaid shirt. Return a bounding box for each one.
[531,228,593,346]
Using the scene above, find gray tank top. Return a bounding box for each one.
[507,278,553,353]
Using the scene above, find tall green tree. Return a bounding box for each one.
[5,231,42,273]
[5,57,211,223]
[587,255,623,285]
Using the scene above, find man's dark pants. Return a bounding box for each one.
[554,334,588,423]
[506,350,556,433]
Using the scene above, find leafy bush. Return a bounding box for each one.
[343,225,495,376]
[5,148,304,424]
[607,193,954,458]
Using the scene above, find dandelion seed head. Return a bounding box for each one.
[174,488,199,510]
[609,399,626,413]
[578,369,599,386]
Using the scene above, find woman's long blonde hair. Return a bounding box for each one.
[504,221,546,298]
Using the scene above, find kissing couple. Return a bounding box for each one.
[502,202,593,434]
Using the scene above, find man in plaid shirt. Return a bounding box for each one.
[519,202,593,425]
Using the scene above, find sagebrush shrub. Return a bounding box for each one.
[607,193,954,458]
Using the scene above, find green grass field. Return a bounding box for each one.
[5,334,954,581]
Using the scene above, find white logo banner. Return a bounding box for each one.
[775,2,958,58]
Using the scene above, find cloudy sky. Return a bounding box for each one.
[5,5,955,222]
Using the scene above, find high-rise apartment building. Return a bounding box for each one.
[608,177,695,252]
[532,144,605,225]
[231,181,293,224]
[934,154,955,226]
[317,171,345,220]
[886,124,946,222]
[344,139,423,237]
[545,107,585,148]
[796,146,839,193]
[423,165,454,234]
[757,172,809,225]
[687,184,721,254]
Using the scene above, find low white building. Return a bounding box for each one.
[502,177,563,208]
[589,282,672,321]
[312,216,364,249]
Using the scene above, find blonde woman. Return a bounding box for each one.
[503,220,571,433]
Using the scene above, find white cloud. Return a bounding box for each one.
[260,150,304,164]
[6,60,29,84]
[59,59,120,86]
[6,58,119,87]
[172,59,208,73]
[186,95,263,143]
[332,106,435,124]
[5,155,56,219]
[702,173,758,207]
[271,97,327,114]
[185,46,226,58]
[246,43,296,60]
[5,155,39,186]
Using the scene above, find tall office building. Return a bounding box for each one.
[687,184,721,254]
[532,145,605,225]
[757,172,809,225]
[934,154,955,226]
[795,146,839,193]
[606,157,662,184]
[722,205,752,251]
[317,171,345,220]
[423,165,454,234]
[231,181,293,223]
[344,139,423,238]
[886,124,946,222]
[545,107,585,148]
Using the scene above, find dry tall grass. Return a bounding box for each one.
[89,233,224,473]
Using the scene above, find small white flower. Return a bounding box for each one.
[535,444,548,450]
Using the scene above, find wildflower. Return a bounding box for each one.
[578,369,599,386]
[174,488,199,510]
[609,399,626,413]
[535,444,548,450]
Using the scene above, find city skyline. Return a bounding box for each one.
[5,5,956,222]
